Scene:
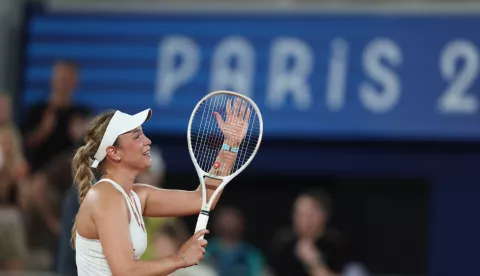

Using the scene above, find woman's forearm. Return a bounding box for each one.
[122,254,185,276]
[208,139,238,177]
[202,141,238,209]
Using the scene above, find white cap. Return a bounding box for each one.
[91,108,152,168]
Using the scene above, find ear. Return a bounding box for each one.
[105,145,121,162]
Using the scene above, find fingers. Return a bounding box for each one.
[226,99,232,121]
[232,98,240,117]
[239,100,246,120]
[244,107,251,123]
[213,112,224,128]
[225,97,251,124]
[198,239,208,248]
[193,229,210,239]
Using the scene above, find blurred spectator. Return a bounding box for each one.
[25,106,93,227]
[0,128,25,205]
[0,207,27,272]
[21,60,89,173]
[207,206,266,276]
[154,219,217,276]
[0,93,29,272]
[270,188,348,276]
[0,93,29,197]
[56,187,79,276]
[20,106,93,271]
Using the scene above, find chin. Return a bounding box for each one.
[144,160,153,169]
[141,162,152,171]
[135,162,152,174]
[142,155,152,165]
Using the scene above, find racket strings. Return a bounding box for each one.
[190,93,261,177]
[204,94,227,171]
[192,94,226,172]
[234,110,258,173]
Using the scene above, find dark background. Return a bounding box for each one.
[155,135,437,275]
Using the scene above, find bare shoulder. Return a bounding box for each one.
[76,181,130,239]
[83,181,128,217]
[84,181,124,203]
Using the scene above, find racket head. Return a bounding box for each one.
[187,90,263,194]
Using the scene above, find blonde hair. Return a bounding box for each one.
[71,110,118,248]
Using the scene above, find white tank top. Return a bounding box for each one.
[75,178,147,276]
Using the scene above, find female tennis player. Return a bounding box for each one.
[72,101,249,275]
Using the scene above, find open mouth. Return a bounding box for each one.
[143,151,150,156]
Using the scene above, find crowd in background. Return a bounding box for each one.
[0,60,369,276]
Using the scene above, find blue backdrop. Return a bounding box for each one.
[22,8,480,141]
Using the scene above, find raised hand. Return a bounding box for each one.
[213,98,251,147]
[295,239,324,268]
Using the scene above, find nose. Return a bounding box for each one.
[145,135,152,146]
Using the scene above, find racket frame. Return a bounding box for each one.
[187,90,263,236]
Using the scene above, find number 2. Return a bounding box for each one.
[438,39,479,114]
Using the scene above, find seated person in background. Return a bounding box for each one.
[0,93,29,197]
[0,93,29,272]
[270,188,349,276]
[207,206,266,276]
[153,219,218,276]
[0,205,28,272]
[0,128,27,206]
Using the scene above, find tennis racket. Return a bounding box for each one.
[187,90,263,239]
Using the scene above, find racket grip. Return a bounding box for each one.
[195,210,210,240]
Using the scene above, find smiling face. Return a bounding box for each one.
[108,127,152,172]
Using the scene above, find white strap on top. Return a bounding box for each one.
[131,191,143,217]
[96,178,143,226]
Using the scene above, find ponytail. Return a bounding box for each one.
[70,109,116,249]
[73,142,96,204]
[70,141,97,248]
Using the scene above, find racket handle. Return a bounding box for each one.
[195,210,210,240]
